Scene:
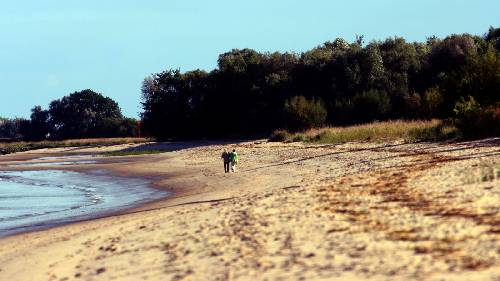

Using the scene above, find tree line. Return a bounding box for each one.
[0,90,137,140]
[2,27,499,141]
[141,27,500,139]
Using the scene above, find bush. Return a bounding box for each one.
[479,104,500,136]
[268,129,291,142]
[391,93,422,119]
[453,96,500,138]
[284,96,327,131]
[422,87,444,118]
[352,90,391,122]
[92,117,138,138]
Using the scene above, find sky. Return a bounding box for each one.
[1,0,499,119]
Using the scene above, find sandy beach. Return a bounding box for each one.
[0,139,499,280]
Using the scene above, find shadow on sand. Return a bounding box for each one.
[111,140,256,154]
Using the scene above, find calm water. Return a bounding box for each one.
[8,154,102,167]
[8,160,98,167]
[0,170,167,237]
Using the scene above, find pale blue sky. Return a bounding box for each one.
[1,0,499,118]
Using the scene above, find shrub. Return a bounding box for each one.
[268,129,291,142]
[480,104,500,136]
[352,90,391,122]
[453,96,482,137]
[422,87,444,118]
[453,96,500,138]
[284,96,327,131]
[391,92,422,119]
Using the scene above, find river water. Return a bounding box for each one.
[0,169,167,237]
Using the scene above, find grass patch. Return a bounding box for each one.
[104,150,164,157]
[0,138,150,155]
[269,120,459,144]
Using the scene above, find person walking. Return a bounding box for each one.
[221,149,231,173]
[229,149,238,172]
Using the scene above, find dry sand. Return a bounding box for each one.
[0,138,499,281]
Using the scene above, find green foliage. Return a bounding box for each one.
[0,118,26,139]
[21,106,51,141]
[138,26,499,140]
[4,90,138,141]
[421,87,444,118]
[284,96,327,131]
[453,97,500,138]
[453,96,482,136]
[455,45,500,105]
[141,69,210,139]
[486,26,500,50]
[390,92,422,119]
[49,89,124,139]
[218,49,263,72]
[352,90,391,122]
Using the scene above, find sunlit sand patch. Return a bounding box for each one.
[315,150,500,276]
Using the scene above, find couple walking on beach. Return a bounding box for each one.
[221,149,238,173]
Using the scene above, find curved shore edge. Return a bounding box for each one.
[0,139,499,281]
[0,169,169,238]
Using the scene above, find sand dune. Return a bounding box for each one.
[0,139,499,280]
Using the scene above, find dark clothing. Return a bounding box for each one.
[221,152,231,163]
[221,151,231,173]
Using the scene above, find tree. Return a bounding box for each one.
[217,49,263,73]
[486,26,500,50]
[0,117,25,139]
[379,37,422,96]
[22,106,51,140]
[138,27,500,139]
[141,70,190,139]
[427,34,478,82]
[49,89,123,139]
[455,45,500,105]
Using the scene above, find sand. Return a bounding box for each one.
[0,138,499,280]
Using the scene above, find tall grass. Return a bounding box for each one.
[269,120,459,144]
[0,138,150,155]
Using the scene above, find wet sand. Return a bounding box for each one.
[0,139,499,280]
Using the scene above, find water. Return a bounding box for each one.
[36,155,101,161]
[8,160,98,167]
[7,154,102,167]
[0,170,168,237]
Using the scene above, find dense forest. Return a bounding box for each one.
[1,27,499,141]
[141,27,500,139]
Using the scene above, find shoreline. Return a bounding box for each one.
[0,167,171,239]
[0,141,251,238]
[0,139,499,280]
